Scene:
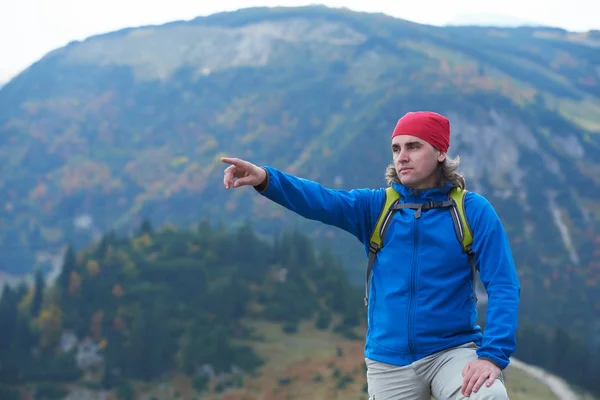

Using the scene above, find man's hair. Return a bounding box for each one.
[384,153,466,190]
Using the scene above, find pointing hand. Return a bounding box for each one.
[221,157,267,189]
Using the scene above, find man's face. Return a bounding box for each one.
[391,134,446,189]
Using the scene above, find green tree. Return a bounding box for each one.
[125,301,176,380]
[0,285,20,383]
[139,218,154,236]
[31,268,45,318]
[58,245,76,299]
[181,321,233,374]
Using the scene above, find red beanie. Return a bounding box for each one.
[391,111,450,153]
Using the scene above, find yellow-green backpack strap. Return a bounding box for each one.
[449,187,473,253]
[365,186,400,306]
[449,187,477,301]
[370,187,401,249]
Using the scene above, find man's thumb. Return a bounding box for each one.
[233,176,253,187]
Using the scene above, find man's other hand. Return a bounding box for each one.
[461,359,501,397]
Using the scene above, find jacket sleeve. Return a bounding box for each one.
[254,166,383,245]
[465,192,521,370]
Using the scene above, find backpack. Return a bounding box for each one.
[364,186,476,306]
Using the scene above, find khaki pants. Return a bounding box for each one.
[366,342,509,400]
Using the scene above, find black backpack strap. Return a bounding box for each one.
[393,200,454,218]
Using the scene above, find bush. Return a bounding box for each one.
[0,386,21,400]
[192,374,209,392]
[232,345,264,373]
[282,321,298,334]
[333,323,360,340]
[35,382,68,399]
[230,373,244,388]
[315,310,331,330]
[336,374,354,389]
[278,376,292,386]
[116,381,135,400]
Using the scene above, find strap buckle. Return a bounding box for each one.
[369,242,379,253]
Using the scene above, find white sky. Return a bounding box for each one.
[1,0,598,83]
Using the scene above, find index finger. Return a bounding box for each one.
[220,157,245,167]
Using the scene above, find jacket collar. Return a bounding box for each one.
[391,181,454,203]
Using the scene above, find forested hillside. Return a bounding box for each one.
[0,221,365,398]
[0,220,599,399]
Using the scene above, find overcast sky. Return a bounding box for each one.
[1,0,598,83]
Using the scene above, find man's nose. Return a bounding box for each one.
[398,149,409,163]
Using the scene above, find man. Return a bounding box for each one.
[221,111,520,399]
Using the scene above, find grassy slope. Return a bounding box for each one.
[503,367,559,400]
[128,319,560,400]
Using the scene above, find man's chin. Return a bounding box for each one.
[399,177,421,190]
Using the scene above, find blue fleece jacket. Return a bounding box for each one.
[256,166,520,369]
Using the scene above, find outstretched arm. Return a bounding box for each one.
[221,157,382,244]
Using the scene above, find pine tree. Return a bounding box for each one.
[0,285,18,349]
[58,245,76,299]
[0,285,19,383]
[139,218,153,236]
[31,268,45,318]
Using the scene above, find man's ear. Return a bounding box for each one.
[437,151,447,163]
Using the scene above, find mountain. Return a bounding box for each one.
[446,13,543,28]
[0,5,600,342]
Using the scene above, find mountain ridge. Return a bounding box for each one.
[446,13,544,28]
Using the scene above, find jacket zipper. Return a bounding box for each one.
[408,214,418,361]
